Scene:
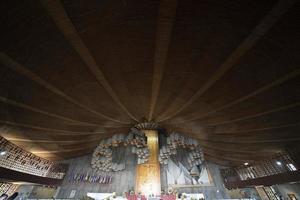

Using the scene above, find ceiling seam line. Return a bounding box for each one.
[148,0,177,121]
[0,53,130,125]
[203,102,300,126]
[0,120,126,135]
[4,137,105,143]
[157,0,297,122]
[169,69,300,124]
[214,123,300,134]
[0,96,106,127]
[167,122,300,136]
[41,0,139,123]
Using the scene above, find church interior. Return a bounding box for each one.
[0,0,300,199]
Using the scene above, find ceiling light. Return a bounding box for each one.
[244,162,249,166]
[287,163,297,171]
[0,151,7,156]
[276,161,282,166]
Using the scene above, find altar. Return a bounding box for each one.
[87,193,204,200]
[87,193,118,200]
[86,193,205,200]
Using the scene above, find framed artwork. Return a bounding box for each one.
[288,193,298,200]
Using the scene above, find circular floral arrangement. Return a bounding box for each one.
[158,132,204,169]
[91,129,204,172]
[91,128,149,172]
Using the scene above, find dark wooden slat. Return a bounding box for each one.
[41,0,139,122]
[157,0,297,122]
[0,53,128,124]
[148,0,177,120]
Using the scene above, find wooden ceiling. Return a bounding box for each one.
[0,0,299,165]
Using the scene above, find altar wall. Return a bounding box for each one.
[56,151,230,199]
[56,147,137,199]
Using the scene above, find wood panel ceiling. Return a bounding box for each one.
[0,0,299,165]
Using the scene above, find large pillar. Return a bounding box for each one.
[135,130,161,195]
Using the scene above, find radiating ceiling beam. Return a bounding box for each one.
[163,122,300,137]
[200,143,278,154]
[0,120,103,135]
[168,126,300,143]
[5,137,104,144]
[204,152,255,162]
[203,146,257,154]
[202,155,233,166]
[205,101,300,126]
[148,0,177,121]
[0,96,101,127]
[204,149,268,160]
[199,137,300,144]
[172,69,300,124]
[157,0,297,122]
[0,53,130,125]
[214,122,300,134]
[31,146,95,154]
[41,0,139,122]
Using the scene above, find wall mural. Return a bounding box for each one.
[56,127,220,198]
[90,126,205,190]
[91,128,204,174]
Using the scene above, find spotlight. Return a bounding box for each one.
[0,151,7,156]
[244,162,249,166]
[276,161,282,166]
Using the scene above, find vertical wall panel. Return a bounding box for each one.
[135,130,161,195]
[57,147,137,199]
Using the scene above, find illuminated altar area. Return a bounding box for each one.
[54,123,226,200]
